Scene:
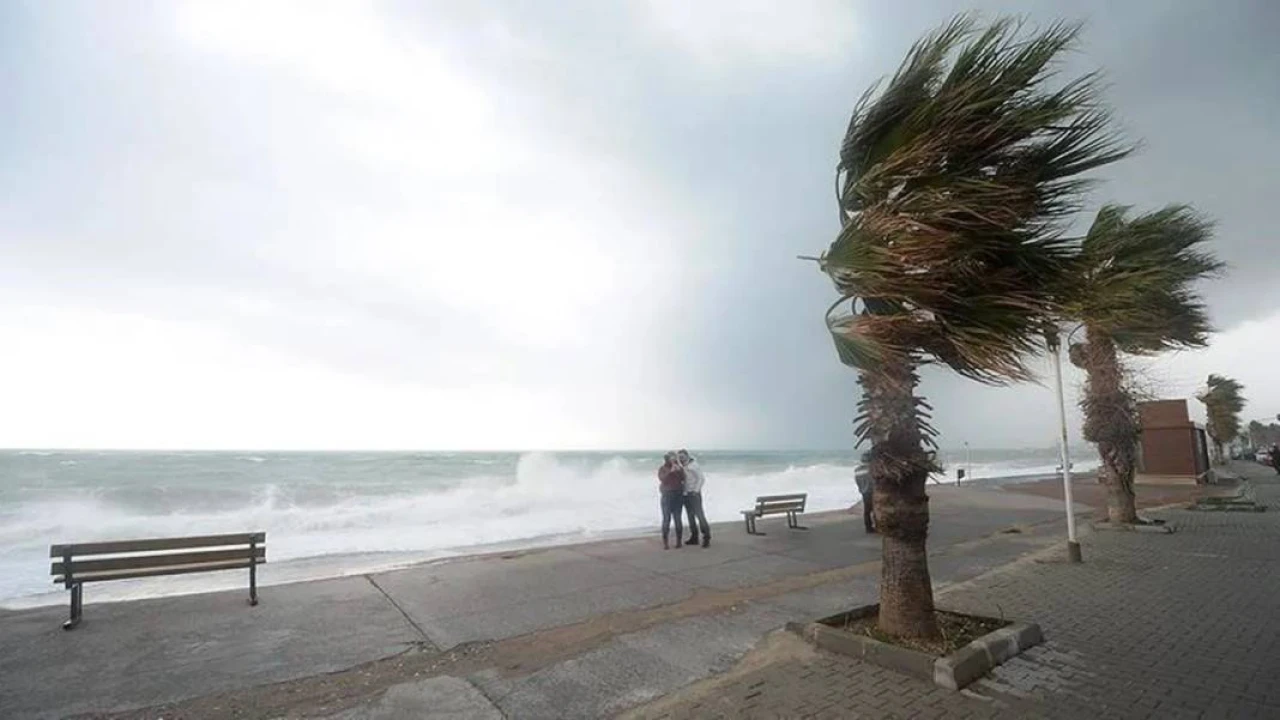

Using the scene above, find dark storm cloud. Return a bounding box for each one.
[415,0,1279,447]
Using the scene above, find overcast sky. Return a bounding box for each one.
[2,0,1277,451]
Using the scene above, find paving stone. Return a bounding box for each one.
[628,463,1280,719]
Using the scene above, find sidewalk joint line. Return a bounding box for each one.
[364,574,433,645]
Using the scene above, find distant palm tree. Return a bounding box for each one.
[1199,374,1245,463]
[1066,205,1223,523]
[815,16,1129,640]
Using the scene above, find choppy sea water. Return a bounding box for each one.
[0,448,1095,607]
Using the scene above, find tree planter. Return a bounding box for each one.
[789,604,1043,690]
[1189,498,1266,512]
[1090,518,1174,533]
[1189,488,1266,512]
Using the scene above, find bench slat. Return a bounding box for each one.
[50,532,265,558]
[52,547,266,576]
[755,494,807,503]
[54,558,265,585]
[756,505,804,515]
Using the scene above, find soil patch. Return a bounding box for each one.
[827,609,1009,656]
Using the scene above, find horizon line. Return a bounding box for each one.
[1,445,1080,454]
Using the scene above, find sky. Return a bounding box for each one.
[1,0,1277,451]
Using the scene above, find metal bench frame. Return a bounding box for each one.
[50,532,266,630]
[741,493,809,535]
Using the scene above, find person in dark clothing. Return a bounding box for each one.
[658,452,685,549]
[1270,444,1280,475]
[855,453,875,534]
[678,449,710,548]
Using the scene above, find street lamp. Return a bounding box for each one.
[1050,331,1081,563]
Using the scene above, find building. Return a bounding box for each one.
[1136,399,1212,484]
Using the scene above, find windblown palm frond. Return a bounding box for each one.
[1070,204,1225,354]
[819,15,1131,385]
[1198,374,1246,446]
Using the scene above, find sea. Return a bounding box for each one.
[0,448,1097,609]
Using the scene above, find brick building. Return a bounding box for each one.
[1137,399,1212,484]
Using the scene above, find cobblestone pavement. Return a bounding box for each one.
[629,464,1280,719]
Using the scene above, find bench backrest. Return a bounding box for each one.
[51,532,266,587]
[754,493,807,515]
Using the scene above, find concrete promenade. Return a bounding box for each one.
[633,461,1280,719]
[1,483,1087,719]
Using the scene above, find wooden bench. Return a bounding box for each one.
[50,532,266,630]
[741,494,808,535]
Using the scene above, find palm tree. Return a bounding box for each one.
[1248,419,1280,449]
[1199,374,1245,463]
[1066,205,1223,524]
[814,16,1129,640]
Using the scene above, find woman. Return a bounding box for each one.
[658,452,685,549]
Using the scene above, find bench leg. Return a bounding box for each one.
[788,512,809,530]
[63,584,82,630]
[249,561,259,607]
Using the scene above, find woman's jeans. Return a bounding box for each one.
[661,490,684,546]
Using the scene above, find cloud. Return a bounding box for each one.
[634,0,860,69]
[2,0,1276,450]
[1,0,728,448]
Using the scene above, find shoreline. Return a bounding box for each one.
[3,469,1200,614]
[0,512,846,613]
[1,505,879,614]
[1,485,1070,615]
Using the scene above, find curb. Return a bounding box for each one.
[794,607,1044,691]
[1090,520,1174,534]
[934,622,1044,690]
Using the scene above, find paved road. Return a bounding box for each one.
[632,462,1280,719]
[1,485,1077,719]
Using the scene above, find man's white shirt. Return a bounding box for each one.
[683,460,705,494]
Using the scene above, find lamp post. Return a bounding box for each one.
[1050,332,1082,563]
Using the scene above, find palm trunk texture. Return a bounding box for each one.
[1080,327,1140,524]
[862,362,940,641]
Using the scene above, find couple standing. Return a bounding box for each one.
[657,450,711,549]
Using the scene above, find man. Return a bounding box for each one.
[679,449,710,548]
[854,453,875,534]
[1270,444,1280,476]
[658,452,685,549]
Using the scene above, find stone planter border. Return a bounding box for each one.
[1090,519,1175,533]
[789,604,1043,691]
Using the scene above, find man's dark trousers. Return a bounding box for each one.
[684,492,710,545]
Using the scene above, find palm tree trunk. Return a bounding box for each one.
[1080,328,1140,524]
[861,362,940,641]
